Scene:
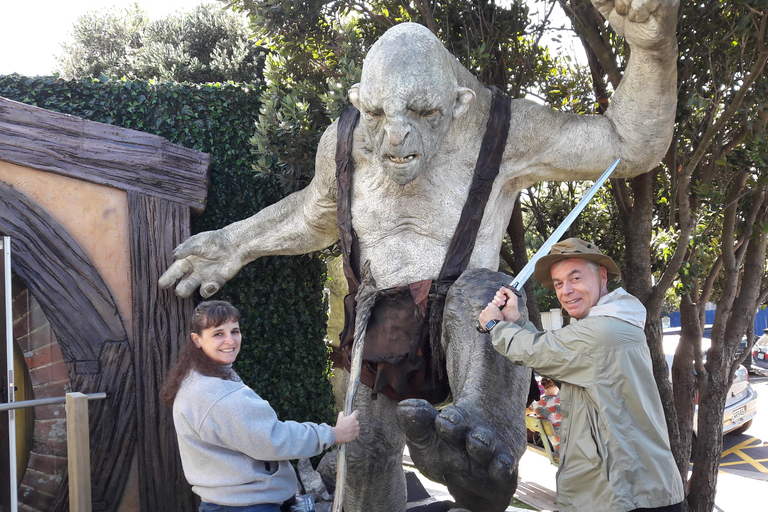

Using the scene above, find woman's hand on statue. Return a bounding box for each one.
[333,410,361,444]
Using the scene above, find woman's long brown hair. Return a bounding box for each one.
[160,300,241,406]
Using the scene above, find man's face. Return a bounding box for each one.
[551,258,607,320]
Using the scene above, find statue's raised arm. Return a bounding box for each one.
[511,0,679,182]
[595,0,679,167]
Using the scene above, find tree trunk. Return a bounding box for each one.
[507,195,543,330]
[688,359,728,511]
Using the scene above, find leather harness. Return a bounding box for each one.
[334,87,511,403]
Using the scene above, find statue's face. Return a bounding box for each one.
[357,81,453,185]
[349,26,475,185]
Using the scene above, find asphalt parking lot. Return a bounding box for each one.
[716,373,768,481]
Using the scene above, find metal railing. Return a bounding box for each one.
[2,391,109,512]
[0,392,109,412]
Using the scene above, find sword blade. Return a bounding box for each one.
[508,157,621,291]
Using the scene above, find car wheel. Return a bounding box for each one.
[727,419,752,436]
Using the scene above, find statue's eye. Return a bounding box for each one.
[424,109,439,117]
[366,110,382,119]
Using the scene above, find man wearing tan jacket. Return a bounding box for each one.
[479,238,684,512]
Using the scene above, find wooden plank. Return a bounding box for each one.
[0,96,210,210]
[128,191,197,511]
[514,480,558,511]
[66,392,92,512]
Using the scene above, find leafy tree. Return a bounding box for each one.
[56,2,264,83]
[562,1,768,510]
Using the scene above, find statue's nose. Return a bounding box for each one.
[386,119,411,146]
[383,97,410,146]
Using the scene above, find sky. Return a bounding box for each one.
[0,0,203,76]
[0,1,583,77]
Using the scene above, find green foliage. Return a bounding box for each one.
[56,2,265,84]
[225,0,560,196]
[0,74,334,425]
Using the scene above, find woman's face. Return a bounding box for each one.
[191,319,241,365]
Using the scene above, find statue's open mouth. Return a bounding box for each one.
[387,154,418,165]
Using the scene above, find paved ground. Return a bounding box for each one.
[403,376,768,511]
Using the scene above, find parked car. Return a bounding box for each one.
[663,327,758,436]
[752,328,768,374]
[736,332,758,372]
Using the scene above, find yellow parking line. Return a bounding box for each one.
[718,437,768,473]
[721,437,761,455]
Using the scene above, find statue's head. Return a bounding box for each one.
[349,23,476,185]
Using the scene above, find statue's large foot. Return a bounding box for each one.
[397,399,519,512]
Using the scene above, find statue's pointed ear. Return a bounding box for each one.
[453,87,476,119]
[349,84,361,109]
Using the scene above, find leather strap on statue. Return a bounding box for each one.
[335,87,511,403]
[429,86,512,379]
[335,105,362,298]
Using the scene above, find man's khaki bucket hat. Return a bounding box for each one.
[533,237,621,290]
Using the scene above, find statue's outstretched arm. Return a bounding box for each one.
[159,125,340,298]
[508,0,678,182]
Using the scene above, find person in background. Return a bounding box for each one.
[532,377,561,452]
[478,238,684,512]
[161,300,360,512]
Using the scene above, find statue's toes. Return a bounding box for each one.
[489,452,518,486]
[466,426,496,466]
[396,398,439,444]
[435,405,471,447]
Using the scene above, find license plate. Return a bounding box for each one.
[732,406,746,422]
[758,353,765,360]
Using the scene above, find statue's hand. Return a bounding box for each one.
[592,0,679,52]
[158,229,245,298]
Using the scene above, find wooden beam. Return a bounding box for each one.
[66,392,92,512]
[0,96,210,210]
[129,191,197,511]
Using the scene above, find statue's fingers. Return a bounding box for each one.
[220,260,242,281]
[200,281,221,298]
[172,238,206,259]
[591,0,614,16]
[614,0,631,16]
[627,0,657,23]
[158,259,193,289]
[175,274,203,298]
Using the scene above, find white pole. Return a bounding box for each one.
[3,236,18,510]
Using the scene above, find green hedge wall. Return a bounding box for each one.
[0,74,334,425]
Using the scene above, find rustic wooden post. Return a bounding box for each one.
[66,392,92,512]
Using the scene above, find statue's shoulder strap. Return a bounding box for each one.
[335,106,362,293]
[334,87,511,289]
[438,86,511,282]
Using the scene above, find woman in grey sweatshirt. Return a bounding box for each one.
[161,301,360,511]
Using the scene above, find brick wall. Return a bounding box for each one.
[12,284,69,512]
